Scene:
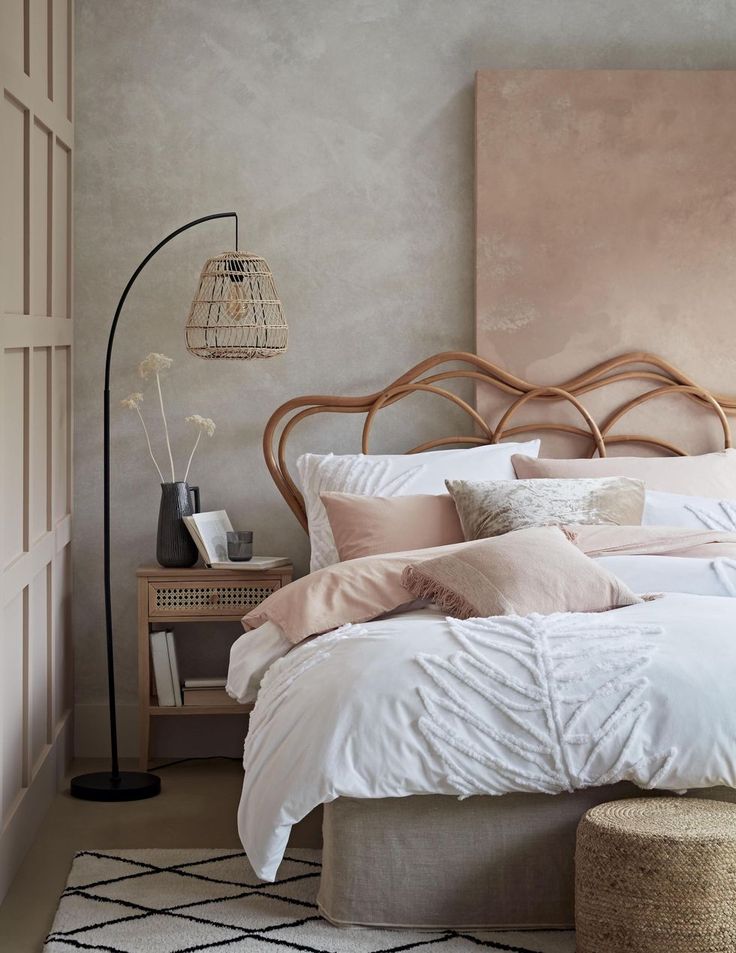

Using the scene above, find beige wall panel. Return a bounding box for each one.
[0,0,71,904]
[51,0,70,118]
[29,347,50,542]
[1,95,27,316]
[28,567,49,774]
[30,121,51,316]
[1,593,25,825]
[51,544,71,727]
[52,345,70,521]
[52,139,69,319]
[0,2,25,74]
[29,0,50,96]
[2,349,27,568]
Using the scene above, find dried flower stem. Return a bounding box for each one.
[183,431,201,484]
[135,406,165,482]
[156,371,176,482]
[183,415,216,482]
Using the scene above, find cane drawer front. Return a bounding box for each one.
[148,579,280,617]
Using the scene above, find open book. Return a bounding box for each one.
[184,510,232,564]
[183,510,289,570]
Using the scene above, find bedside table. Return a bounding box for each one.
[137,563,292,769]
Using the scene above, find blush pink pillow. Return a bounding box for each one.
[512,450,736,499]
[321,492,464,561]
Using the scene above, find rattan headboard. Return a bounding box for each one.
[263,351,736,531]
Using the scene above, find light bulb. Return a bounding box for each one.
[226,280,247,321]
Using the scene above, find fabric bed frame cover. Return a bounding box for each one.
[318,786,736,929]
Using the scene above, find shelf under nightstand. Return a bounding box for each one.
[137,562,292,768]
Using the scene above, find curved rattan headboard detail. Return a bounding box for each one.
[263,351,736,531]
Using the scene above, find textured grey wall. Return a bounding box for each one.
[74,0,736,754]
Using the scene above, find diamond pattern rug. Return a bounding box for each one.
[44,849,575,953]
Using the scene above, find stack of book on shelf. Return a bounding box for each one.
[150,632,240,708]
[182,678,238,707]
[150,630,182,706]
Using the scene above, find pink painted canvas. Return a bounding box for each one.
[475,70,736,455]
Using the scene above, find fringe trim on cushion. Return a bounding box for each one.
[401,565,477,619]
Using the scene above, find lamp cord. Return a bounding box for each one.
[150,755,242,772]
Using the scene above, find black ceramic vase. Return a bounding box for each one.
[156,482,200,568]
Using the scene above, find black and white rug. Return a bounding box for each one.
[44,849,575,953]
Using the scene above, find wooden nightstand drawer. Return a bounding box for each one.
[148,579,280,617]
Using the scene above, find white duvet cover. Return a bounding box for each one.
[235,556,736,882]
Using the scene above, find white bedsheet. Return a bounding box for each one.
[235,560,736,881]
[227,621,291,705]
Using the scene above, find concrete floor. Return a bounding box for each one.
[0,758,322,953]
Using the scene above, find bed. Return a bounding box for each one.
[229,351,736,929]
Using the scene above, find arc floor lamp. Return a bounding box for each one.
[70,212,287,801]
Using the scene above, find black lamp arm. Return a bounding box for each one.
[104,212,238,389]
[102,211,237,780]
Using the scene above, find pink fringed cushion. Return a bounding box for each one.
[401,526,642,619]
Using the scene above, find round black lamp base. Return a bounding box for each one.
[70,771,161,802]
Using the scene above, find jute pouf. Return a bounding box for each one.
[575,797,736,953]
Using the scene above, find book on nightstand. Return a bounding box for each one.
[183,677,227,689]
[150,630,182,706]
[208,556,290,570]
[166,631,182,706]
[182,687,239,707]
[183,511,289,569]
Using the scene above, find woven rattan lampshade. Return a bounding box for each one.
[185,252,287,359]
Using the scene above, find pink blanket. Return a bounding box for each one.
[570,524,736,558]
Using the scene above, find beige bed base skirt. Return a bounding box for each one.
[317,785,736,929]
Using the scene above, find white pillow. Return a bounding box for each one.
[297,440,541,571]
[643,490,736,532]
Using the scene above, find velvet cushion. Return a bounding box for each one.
[445,476,645,540]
